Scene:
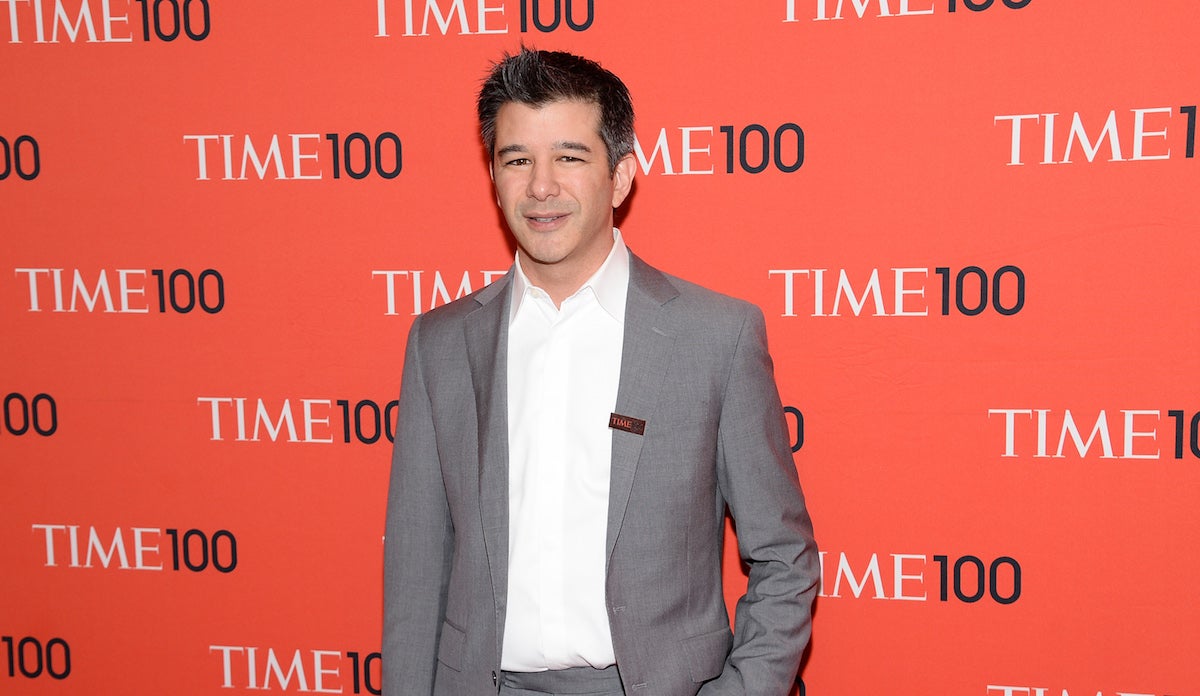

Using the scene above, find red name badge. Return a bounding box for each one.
[608,413,646,436]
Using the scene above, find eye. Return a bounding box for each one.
[503,157,531,167]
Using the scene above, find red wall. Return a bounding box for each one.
[3,1,1198,694]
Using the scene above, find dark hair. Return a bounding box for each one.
[477,47,634,173]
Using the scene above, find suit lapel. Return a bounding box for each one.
[607,255,679,563]
[464,272,512,628]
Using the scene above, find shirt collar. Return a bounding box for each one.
[510,228,630,324]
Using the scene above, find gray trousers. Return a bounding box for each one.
[499,665,624,696]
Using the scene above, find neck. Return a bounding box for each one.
[521,261,592,308]
[518,232,618,308]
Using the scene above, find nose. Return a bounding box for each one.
[526,160,559,200]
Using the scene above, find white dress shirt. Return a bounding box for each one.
[501,229,629,671]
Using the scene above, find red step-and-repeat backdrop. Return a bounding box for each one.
[3,1,1198,694]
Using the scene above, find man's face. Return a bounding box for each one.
[490,99,634,290]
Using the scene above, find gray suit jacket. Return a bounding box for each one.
[383,253,818,696]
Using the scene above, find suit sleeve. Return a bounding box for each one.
[383,314,455,695]
[700,305,819,696]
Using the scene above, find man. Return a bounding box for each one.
[384,48,818,696]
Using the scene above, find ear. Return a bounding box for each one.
[610,153,636,208]
[489,162,501,207]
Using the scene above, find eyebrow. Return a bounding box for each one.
[496,141,594,157]
[555,141,593,153]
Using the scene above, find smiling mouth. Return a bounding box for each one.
[527,214,567,224]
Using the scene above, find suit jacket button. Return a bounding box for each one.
[492,670,498,686]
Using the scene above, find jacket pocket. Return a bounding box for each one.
[436,620,465,672]
[682,626,733,683]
